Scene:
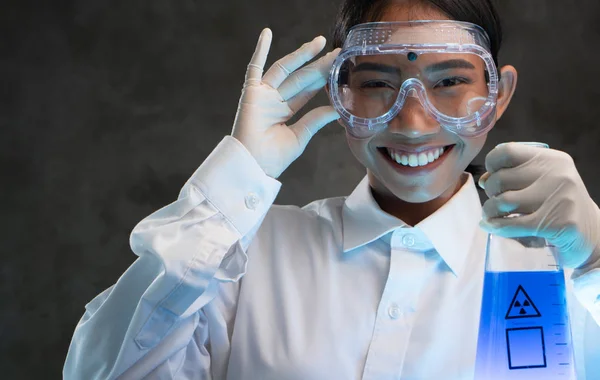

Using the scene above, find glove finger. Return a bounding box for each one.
[482,188,543,219]
[479,212,542,238]
[278,48,340,101]
[262,36,326,90]
[484,142,543,173]
[290,106,339,147]
[478,171,490,189]
[288,86,322,114]
[482,167,535,198]
[245,28,273,85]
[286,84,322,115]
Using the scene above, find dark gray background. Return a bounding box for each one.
[2,0,599,378]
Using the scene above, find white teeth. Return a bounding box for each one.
[408,154,419,167]
[427,151,435,163]
[386,146,448,167]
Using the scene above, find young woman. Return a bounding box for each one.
[64,0,600,379]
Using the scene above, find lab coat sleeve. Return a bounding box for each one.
[571,251,600,326]
[63,136,281,380]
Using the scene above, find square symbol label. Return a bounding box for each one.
[506,327,547,369]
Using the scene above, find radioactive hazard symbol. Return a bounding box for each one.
[505,285,541,319]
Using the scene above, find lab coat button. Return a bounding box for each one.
[388,304,402,319]
[402,233,416,247]
[245,193,260,210]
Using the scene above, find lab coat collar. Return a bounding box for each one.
[341,173,483,276]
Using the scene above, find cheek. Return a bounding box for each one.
[345,133,376,166]
[460,134,487,162]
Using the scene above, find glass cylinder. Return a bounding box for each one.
[474,142,576,379]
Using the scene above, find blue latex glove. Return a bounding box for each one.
[478,142,600,269]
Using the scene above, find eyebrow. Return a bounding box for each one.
[351,62,401,76]
[425,59,476,73]
[351,59,476,75]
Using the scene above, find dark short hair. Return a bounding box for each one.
[330,0,500,179]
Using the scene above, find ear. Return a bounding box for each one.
[495,65,518,120]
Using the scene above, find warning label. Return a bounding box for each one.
[505,285,541,319]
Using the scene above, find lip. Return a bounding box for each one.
[378,144,456,176]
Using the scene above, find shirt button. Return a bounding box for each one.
[388,304,402,319]
[244,192,260,210]
[402,233,416,247]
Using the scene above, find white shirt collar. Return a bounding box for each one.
[342,173,483,276]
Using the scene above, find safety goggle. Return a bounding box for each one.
[328,20,499,138]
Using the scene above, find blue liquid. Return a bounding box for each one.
[474,271,576,379]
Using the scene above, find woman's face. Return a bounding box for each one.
[343,3,517,204]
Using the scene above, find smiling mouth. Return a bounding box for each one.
[377,145,455,168]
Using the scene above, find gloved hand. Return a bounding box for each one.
[231,28,341,179]
[478,142,600,269]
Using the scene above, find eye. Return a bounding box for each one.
[361,81,395,89]
[434,77,470,89]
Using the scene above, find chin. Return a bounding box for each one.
[384,181,449,203]
[368,160,467,204]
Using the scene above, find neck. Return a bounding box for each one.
[369,173,467,226]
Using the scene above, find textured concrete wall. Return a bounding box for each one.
[2,0,599,377]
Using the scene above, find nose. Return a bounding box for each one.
[386,93,441,138]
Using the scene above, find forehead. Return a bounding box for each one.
[376,1,452,22]
[368,3,463,44]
